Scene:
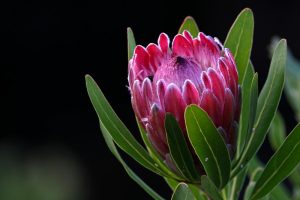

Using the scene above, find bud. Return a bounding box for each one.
[128,31,240,172]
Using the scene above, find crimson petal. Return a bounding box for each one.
[200,89,222,127]
[164,84,187,129]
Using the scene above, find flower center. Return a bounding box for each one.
[175,56,187,66]
[153,56,202,88]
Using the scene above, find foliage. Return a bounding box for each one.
[84,8,300,200]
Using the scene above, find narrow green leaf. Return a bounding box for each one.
[288,169,300,188]
[270,38,300,121]
[246,73,258,142]
[185,105,231,188]
[165,114,200,182]
[251,123,300,200]
[246,157,290,200]
[236,63,254,157]
[268,183,290,200]
[200,176,223,200]
[127,27,136,61]
[224,8,254,84]
[228,168,247,200]
[232,39,287,177]
[137,120,183,180]
[268,112,286,150]
[178,16,199,37]
[285,47,300,121]
[244,168,263,200]
[247,156,263,174]
[269,38,300,192]
[235,68,257,158]
[85,75,164,176]
[100,123,165,200]
[172,183,195,200]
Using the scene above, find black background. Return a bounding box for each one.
[4,0,299,199]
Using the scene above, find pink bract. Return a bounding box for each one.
[128,30,240,172]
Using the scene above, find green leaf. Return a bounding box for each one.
[165,114,200,182]
[185,105,231,188]
[224,8,254,84]
[137,120,182,180]
[85,75,165,176]
[165,178,208,200]
[100,123,165,200]
[189,186,209,200]
[268,183,290,200]
[235,68,257,158]
[288,169,300,188]
[228,168,247,200]
[236,63,254,156]
[269,38,300,192]
[172,183,195,200]
[285,47,300,121]
[268,112,286,150]
[232,39,287,177]
[127,27,136,61]
[250,123,300,200]
[178,16,199,37]
[244,168,264,200]
[270,38,300,121]
[200,176,223,200]
[246,157,290,200]
[246,73,258,143]
[247,156,263,175]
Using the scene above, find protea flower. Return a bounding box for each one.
[128,30,240,172]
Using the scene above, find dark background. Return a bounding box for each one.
[3,0,299,199]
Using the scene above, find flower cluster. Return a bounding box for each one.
[86,8,291,200]
[128,31,240,170]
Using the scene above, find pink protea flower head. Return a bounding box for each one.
[128,30,240,172]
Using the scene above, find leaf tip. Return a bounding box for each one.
[85,75,98,91]
[165,112,173,123]
[183,16,195,21]
[85,74,91,80]
[243,7,253,12]
[273,38,287,56]
[85,74,93,85]
[239,8,254,21]
[127,27,136,61]
[184,104,197,113]
[280,38,287,46]
[241,7,253,16]
[179,16,199,36]
[127,27,133,34]
[166,112,174,118]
